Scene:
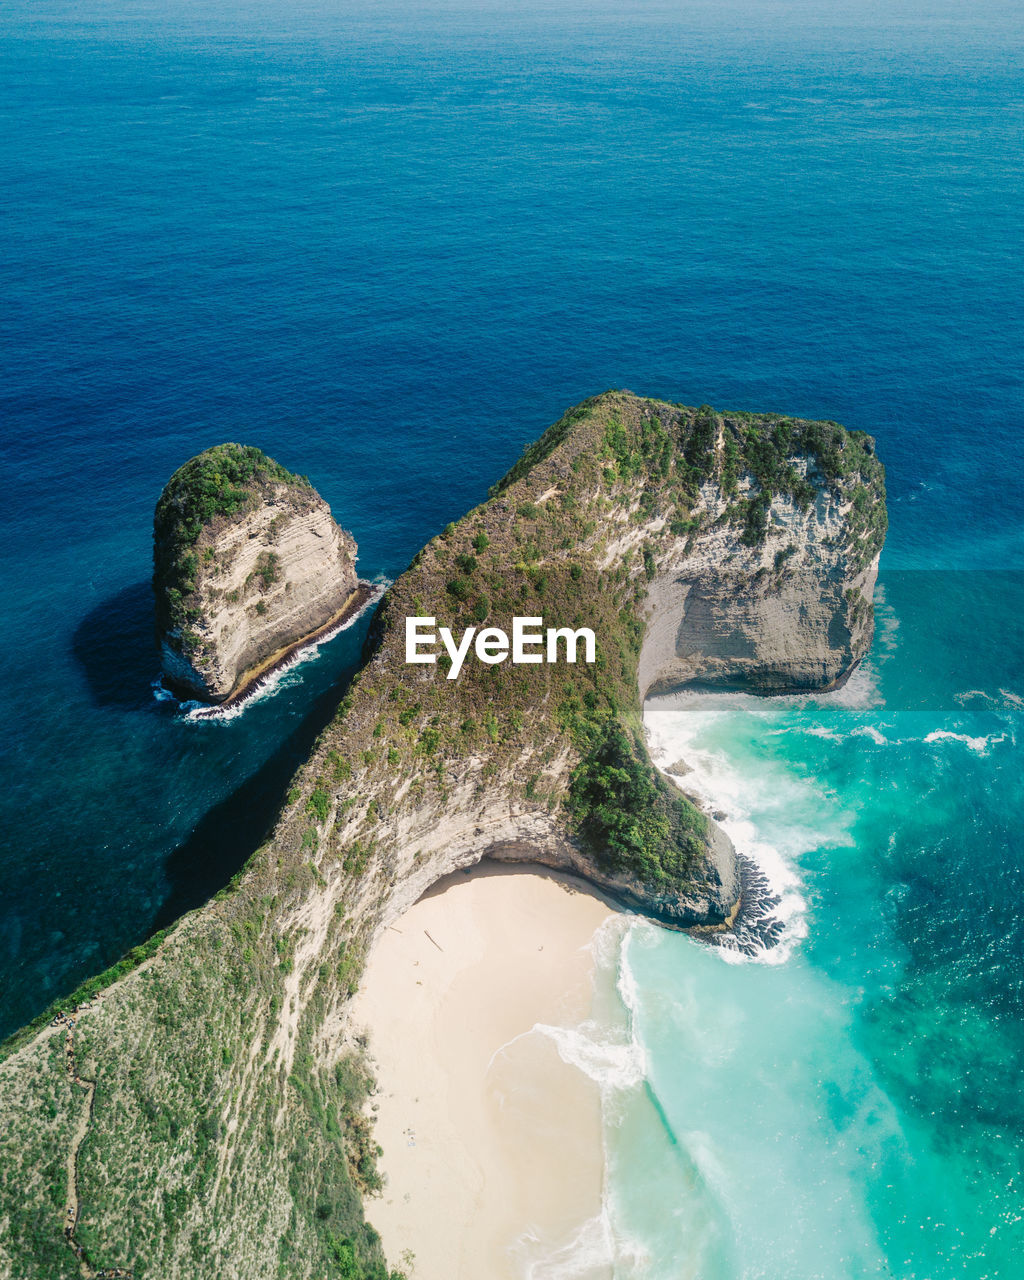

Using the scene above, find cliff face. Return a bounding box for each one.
[0,394,885,1280]
[154,444,359,703]
[345,396,884,932]
[637,460,880,698]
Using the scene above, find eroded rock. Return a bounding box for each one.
[153,443,359,702]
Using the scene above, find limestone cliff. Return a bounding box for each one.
[0,393,885,1280]
[154,443,360,703]
[636,455,880,698]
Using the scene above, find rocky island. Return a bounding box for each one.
[0,393,885,1280]
[154,443,365,704]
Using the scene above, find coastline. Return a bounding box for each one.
[179,580,378,715]
[350,864,618,1280]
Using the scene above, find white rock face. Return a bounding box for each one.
[159,482,358,702]
[340,765,739,936]
[637,466,878,698]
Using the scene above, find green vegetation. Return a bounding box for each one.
[719,413,886,554]
[156,444,305,548]
[568,723,707,885]
[248,550,282,592]
[681,403,717,482]
[0,927,174,1061]
[308,789,331,823]
[153,443,311,643]
[488,400,596,495]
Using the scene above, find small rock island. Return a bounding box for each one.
[153,443,364,703]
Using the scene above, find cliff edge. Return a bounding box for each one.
[0,393,885,1280]
[154,443,360,703]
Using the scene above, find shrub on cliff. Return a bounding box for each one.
[567,723,707,885]
[153,443,311,641]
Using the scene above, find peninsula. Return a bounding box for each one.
[0,392,886,1280]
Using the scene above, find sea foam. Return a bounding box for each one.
[496,916,656,1279]
[151,580,387,721]
[514,1205,649,1280]
[644,684,862,965]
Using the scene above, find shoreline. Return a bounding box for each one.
[350,863,618,1280]
[177,580,378,715]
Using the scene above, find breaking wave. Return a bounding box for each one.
[151,580,387,721]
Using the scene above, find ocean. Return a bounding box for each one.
[1,0,1021,1274]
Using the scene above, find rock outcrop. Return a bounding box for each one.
[153,444,360,703]
[637,461,880,698]
[0,393,885,1280]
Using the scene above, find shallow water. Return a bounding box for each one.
[601,577,1024,1276]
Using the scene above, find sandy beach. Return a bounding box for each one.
[349,863,619,1280]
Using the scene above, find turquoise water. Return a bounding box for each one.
[1,0,1022,1273]
[588,573,1024,1276]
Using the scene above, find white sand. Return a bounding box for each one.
[349,864,618,1280]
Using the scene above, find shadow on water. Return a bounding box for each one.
[72,581,159,710]
[149,669,357,934]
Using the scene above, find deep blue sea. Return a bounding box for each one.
[1,1,1022,1274]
